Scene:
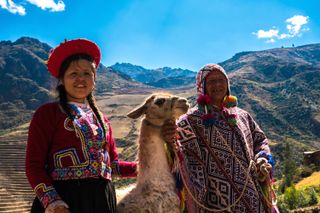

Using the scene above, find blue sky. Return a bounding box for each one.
[1,0,319,71]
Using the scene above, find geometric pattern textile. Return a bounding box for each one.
[176,106,271,213]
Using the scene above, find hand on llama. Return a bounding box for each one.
[161,119,178,144]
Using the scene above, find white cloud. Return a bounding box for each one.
[253,15,309,43]
[286,15,309,36]
[26,0,65,12]
[254,29,279,39]
[0,0,65,15]
[266,38,275,43]
[279,33,291,39]
[0,0,26,15]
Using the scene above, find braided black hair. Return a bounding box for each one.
[87,93,107,139]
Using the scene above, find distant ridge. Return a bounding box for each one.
[111,62,195,88]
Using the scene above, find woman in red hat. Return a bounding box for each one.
[25,39,137,213]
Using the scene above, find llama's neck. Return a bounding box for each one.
[137,119,173,185]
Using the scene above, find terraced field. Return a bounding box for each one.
[0,124,34,213]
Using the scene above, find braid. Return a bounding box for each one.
[87,93,107,138]
[57,84,75,120]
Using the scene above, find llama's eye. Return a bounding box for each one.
[154,98,165,106]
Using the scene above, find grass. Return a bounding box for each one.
[296,172,320,190]
[108,117,133,139]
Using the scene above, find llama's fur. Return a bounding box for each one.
[117,94,189,213]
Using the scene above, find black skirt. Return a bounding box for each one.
[30,178,117,213]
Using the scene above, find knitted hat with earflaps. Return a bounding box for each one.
[196,64,238,126]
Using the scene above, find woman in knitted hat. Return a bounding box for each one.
[163,64,278,212]
[25,39,137,213]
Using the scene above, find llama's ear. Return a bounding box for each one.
[127,95,155,119]
[127,105,148,119]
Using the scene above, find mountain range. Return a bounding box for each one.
[0,37,319,163]
[111,62,195,88]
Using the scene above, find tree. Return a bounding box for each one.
[282,141,296,190]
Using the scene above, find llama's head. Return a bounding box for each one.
[127,93,189,126]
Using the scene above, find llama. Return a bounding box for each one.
[117,93,189,213]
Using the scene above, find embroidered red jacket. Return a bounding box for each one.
[25,102,137,208]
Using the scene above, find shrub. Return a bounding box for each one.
[308,187,319,206]
[283,186,308,209]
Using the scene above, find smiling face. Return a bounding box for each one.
[62,59,96,103]
[205,71,228,106]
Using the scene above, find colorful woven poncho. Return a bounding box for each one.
[173,64,278,213]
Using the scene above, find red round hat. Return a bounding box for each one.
[47,39,101,78]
